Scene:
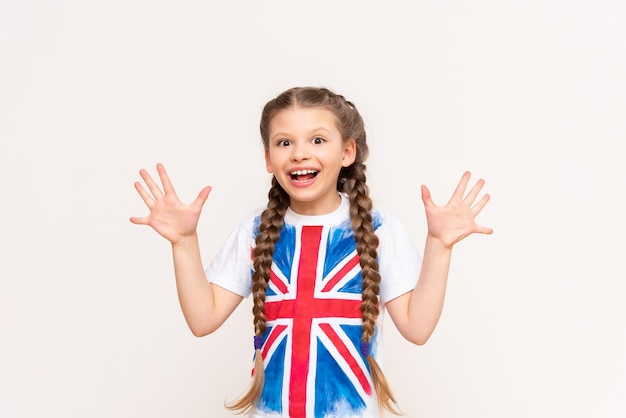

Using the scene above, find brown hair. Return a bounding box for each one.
[226,87,401,415]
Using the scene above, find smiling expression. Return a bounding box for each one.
[265,107,356,215]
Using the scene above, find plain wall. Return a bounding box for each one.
[1,1,625,417]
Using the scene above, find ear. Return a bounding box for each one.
[264,149,273,173]
[342,138,357,167]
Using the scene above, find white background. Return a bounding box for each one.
[1,1,625,417]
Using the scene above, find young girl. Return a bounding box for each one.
[130,87,492,418]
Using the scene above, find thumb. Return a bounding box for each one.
[192,186,212,209]
[421,185,434,209]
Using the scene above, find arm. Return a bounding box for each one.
[130,163,243,337]
[170,233,243,336]
[386,171,492,345]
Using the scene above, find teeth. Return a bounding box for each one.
[291,169,317,175]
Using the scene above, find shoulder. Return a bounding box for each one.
[231,206,265,237]
[371,203,406,236]
[371,202,419,259]
[371,203,422,303]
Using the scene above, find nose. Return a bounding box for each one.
[290,141,310,161]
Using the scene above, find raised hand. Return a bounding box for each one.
[130,163,212,244]
[421,171,492,249]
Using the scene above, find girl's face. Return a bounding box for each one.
[265,106,356,215]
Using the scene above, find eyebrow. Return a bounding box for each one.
[270,127,333,141]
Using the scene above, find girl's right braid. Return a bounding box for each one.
[252,178,290,335]
[225,177,289,413]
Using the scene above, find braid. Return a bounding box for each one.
[225,177,289,413]
[343,163,380,340]
[343,163,402,415]
[251,177,289,335]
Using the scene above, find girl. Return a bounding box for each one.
[130,87,492,418]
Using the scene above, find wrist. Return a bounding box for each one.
[171,233,199,250]
[425,233,453,253]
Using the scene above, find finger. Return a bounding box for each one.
[134,181,156,208]
[464,178,486,206]
[192,186,212,209]
[156,163,178,196]
[129,215,149,225]
[421,185,435,211]
[449,171,471,202]
[139,168,164,200]
[471,193,491,216]
[475,224,494,235]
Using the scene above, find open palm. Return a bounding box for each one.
[130,163,212,244]
[422,171,492,249]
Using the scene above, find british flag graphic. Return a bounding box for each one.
[253,217,381,418]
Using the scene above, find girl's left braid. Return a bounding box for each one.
[342,163,381,342]
[225,177,289,413]
[337,96,402,415]
[343,162,401,415]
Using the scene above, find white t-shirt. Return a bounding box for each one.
[206,194,421,418]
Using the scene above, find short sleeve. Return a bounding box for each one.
[376,212,422,304]
[204,212,257,298]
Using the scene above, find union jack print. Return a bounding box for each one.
[254,218,380,417]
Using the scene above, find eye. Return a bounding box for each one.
[311,136,325,144]
[277,139,291,147]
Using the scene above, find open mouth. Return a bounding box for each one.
[290,169,318,182]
